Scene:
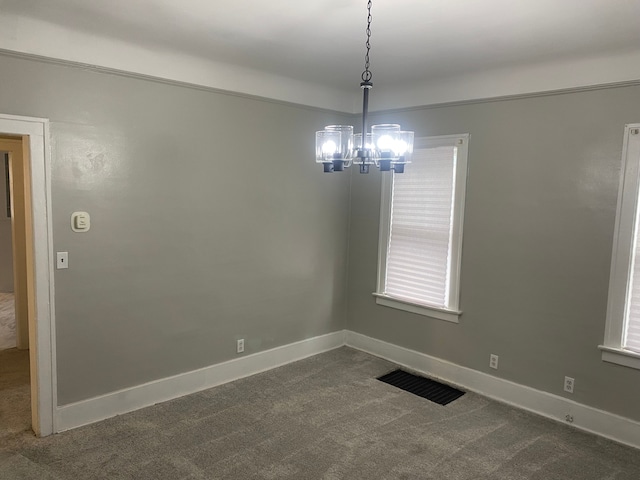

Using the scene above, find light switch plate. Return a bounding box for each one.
[56,252,69,269]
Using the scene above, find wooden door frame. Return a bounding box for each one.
[0,114,55,436]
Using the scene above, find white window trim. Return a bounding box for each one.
[374,134,469,322]
[373,293,462,323]
[601,123,640,369]
[599,345,640,370]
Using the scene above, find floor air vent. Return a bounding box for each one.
[377,369,465,406]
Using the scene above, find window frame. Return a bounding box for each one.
[374,134,469,323]
[601,123,640,369]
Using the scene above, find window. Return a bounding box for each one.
[375,134,469,323]
[602,124,640,369]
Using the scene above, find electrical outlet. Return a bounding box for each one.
[564,376,574,393]
[489,354,499,370]
[236,339,245,354]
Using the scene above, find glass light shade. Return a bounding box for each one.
[392,131,414,164]
[325,125,354,164]
[371,124,401,160]
[353,132,375,164]
[315,130,342,163]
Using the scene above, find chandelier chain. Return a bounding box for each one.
[361,0,373,83]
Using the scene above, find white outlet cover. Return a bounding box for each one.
[489,354,499,369]
[564,376,575,393]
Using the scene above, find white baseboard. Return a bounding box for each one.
[55,328,640,450]
[56,330,346,432]
[346,331,640,450]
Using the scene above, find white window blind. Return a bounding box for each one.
[384,145,457,309]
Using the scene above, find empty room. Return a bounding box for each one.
[1,0,640,478]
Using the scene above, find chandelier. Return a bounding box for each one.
[315,0,414,174]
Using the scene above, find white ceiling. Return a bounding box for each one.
[1,0,639,111]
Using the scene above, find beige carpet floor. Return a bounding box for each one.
[1,347,639,479]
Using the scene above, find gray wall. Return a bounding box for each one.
[0,151,13,292]
[4,49,639,423]
[0,53,352,405]
[347,85,640,422]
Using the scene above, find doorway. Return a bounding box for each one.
[0,151,15,349]
[0,115,55,437]
[0,138,31,351]
[0,137,33,442]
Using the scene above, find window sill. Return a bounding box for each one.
[598,345,640,370]
[372,293,461,323]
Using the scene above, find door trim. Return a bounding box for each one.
[0,114,55,436]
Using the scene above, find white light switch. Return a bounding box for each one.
[56,252,69,269]
[71,211,90,232]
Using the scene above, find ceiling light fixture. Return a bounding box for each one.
[315,0,414,174]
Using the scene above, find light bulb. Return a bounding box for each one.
[394,139,408,156]
[377,135,394,150]
[322,140,337,155]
